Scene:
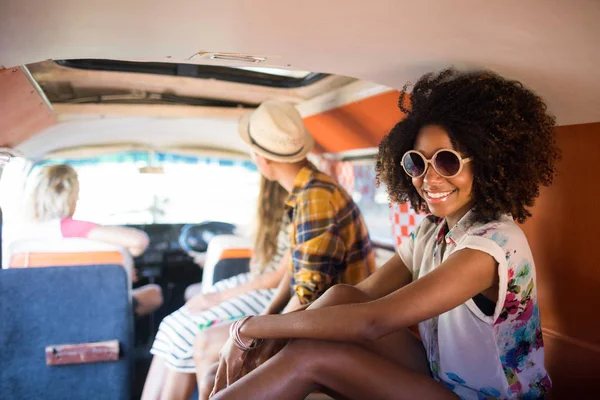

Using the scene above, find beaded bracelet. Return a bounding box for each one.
[230,316,264,352]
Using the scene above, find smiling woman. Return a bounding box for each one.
[206,68,558,400]
[409,126,474,229]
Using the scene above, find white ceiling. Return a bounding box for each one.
[1,0,599,126]
[16,117,247,161]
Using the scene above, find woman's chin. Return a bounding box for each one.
[426,204,451,218]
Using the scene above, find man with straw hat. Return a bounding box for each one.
[238,100,376,312]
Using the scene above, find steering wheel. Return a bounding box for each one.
[178,221,236,253]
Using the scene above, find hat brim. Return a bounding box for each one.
[238,111,315,163]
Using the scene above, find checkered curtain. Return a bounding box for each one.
[390,202,427,248]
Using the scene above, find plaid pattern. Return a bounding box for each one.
[285,164,375,304]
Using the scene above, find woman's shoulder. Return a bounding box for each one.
[455,215,532,263]
[60,217,99,238]
[464,215,527,248]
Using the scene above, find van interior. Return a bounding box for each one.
[1,1,599,399]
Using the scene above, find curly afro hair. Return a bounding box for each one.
[376,68,560,223]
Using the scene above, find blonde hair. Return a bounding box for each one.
[29,164,79,222]
[251,177,288,274]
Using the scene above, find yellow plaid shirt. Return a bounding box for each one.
[285,164,375,304]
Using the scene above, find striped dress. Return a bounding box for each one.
[150,225,289,372]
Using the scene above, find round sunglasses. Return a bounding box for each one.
[401,149,473,179]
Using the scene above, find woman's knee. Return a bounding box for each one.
[133,284,164,316]
[310,284,369,309]
[137,284,163,305]
[279,339,332,379]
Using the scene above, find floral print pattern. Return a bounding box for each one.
[402,211,550,399]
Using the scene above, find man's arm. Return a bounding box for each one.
[291,192,346,305]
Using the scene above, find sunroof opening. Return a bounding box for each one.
[56,59,326,88]
[234,67,312,79]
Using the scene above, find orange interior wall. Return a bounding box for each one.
[520,122,600,398]
[0,67,56,147]
[303,90,403,153]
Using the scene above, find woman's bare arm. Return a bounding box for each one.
[206,252,289,303]
[186,252,290,312]
[355,253,413,299]
[87,225,150,256]
[239,248,498,343]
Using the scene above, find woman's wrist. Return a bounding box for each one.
[230,316,264,351]
[238,316,253,344]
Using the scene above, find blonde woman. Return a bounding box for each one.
[25,164,162,316]
[142,177,290,400]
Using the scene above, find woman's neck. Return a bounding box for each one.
[444,203,472,230]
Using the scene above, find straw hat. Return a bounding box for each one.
[238,100,314,163]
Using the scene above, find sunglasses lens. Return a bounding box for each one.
[434,150,461,177]
[403,152,426,177]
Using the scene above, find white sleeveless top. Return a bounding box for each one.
[398,210,551,399]
[19,219,64,240]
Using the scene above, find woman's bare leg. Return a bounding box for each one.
[305,285,429,373]
[211,284,441,399]
[143,323,223,400]
[213,339,456,400]
[160,370,196,400]
[193,322,233,391]
[133,284,164,316]
[141,356,167,400]
[199,363,219,400]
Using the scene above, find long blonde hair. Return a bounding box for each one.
[252,177,288,273]
[29,164,79,222]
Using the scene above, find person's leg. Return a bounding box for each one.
[133,284,164,316]
[144,307,202,399]
[238,284,429,376]
[159,370,196,400]
[193,322,233,391]
[212,339,456,400]
[199,363,219,400]
[141,356,167,400]
[208,284,434,399]
[140,353,196,400]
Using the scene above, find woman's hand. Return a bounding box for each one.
[210,337,247,397]
[185,292,223,313]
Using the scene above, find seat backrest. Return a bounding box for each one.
[0,266,133,400]
[201,234,252,293]
[0,206,3,269]
[6,238,134,289]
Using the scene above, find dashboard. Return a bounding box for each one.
[127,223,197,281]
[126,221,236,283]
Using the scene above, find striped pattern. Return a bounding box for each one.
[150,226,289,372]
[285,164,376,304]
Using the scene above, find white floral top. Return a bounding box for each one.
[398,210,551,399]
